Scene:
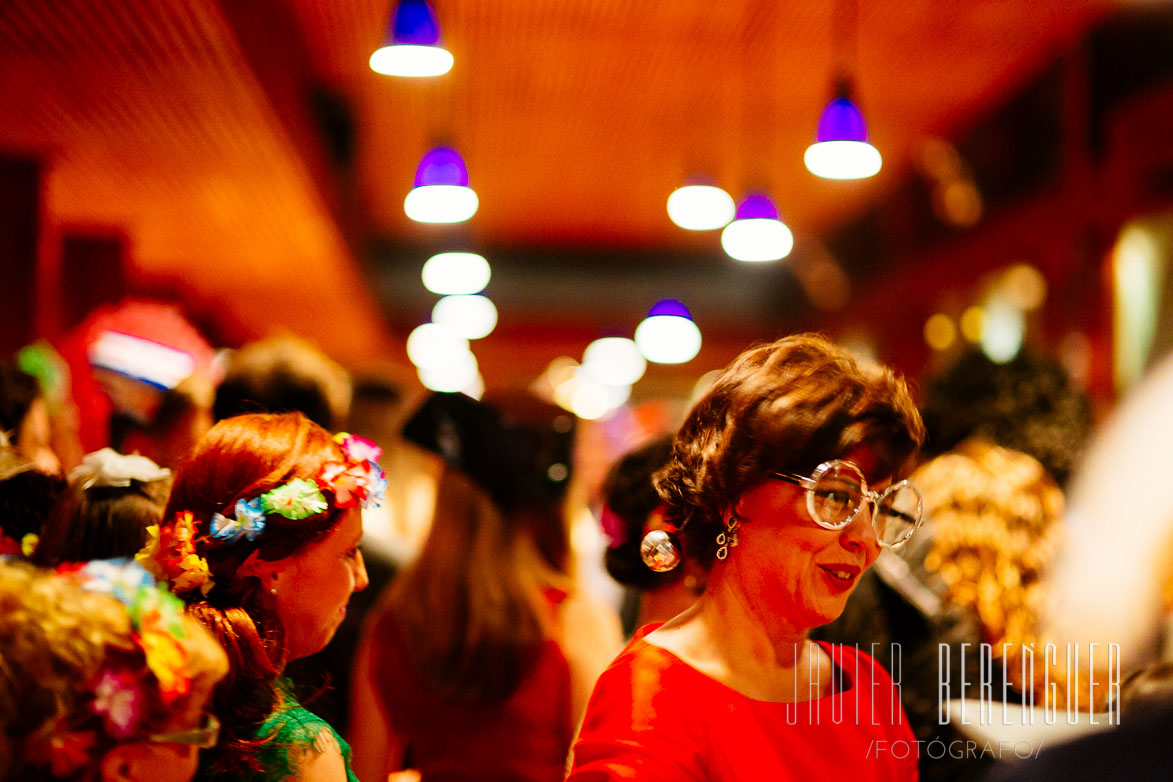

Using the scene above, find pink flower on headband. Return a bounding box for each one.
[336,432,383,464]
[92,669,143,739]
[599,506,627,549]
[317,461,376,509]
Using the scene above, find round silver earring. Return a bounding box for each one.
[270,585,278,596]
[640,529,682,572]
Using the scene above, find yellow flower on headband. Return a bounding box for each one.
[138,629,190,704]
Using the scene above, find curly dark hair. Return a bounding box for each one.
[601,436,677,590]
[655,334,924,567]
[920,346,1092,486]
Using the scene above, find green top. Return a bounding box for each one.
[198,683,358,782]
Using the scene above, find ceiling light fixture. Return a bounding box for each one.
[404,146,478,223]
[666,181,736,231]
[431,294,497,339]
[421,251,491,295]
[369,0,454,78]
[720,194,793,262]
[804,0,881,180]
[804,90,881,180]
[635,299,702,365]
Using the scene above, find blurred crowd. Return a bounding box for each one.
[2,298,1173,782]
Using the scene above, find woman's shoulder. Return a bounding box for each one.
[256,695,357,782]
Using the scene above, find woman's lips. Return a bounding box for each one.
[818,564,860,591]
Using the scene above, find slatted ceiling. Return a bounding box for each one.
[0,0,393,363]
[290,0,1114,248]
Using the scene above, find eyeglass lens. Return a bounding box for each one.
[808,462,920,546]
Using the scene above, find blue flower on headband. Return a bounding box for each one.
[210,497,267,543]
[78,559,154,606]
[366,464,388,508]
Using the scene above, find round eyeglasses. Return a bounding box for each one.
[772,459,923,549]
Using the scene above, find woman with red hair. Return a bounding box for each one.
[138,412,381,782]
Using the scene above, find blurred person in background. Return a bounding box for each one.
[815,343,1088,781]
[31,448,171,567]
[567,334,924,781]
[0,558,227,782]
[212,335,351,432]
[0,440,66,558]
[919,346,1092,487]
[350,391,622,782]
[141,412,378,782]
[0,358,63,475]
[598,435,705,637]
[111,375,215,472]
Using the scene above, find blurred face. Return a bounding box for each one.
[272,507,369,660]
[18,398,61,475]
[102,674,218,782]
[728,445,885,631]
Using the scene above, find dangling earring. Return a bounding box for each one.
[640,529,682,572]
[716,512,740,561]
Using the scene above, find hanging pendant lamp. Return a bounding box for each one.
[804,87,882,180]
[667,180,736,231]
[369,0,454,78]
[404,147,478,224]
[635,299,702,365]
[721,194,793,262]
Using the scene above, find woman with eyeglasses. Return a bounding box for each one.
[566,334,925,781]
[0,558,227,782]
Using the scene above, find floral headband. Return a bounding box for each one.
[137,433,386,596]
[24,560,193,777]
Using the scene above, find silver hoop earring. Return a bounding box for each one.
[715,514,740,561]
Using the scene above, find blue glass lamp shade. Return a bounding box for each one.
[720,194,794,262]
[369,0,454,77]
[804,96,882,180]
[635,299,701,364]
[404,147,479,223]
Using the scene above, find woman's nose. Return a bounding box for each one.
[353,549,370,592]
[840,502,881,557]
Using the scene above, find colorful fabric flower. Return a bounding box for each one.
[77,559,154,605]
[92,669,143,739]
[138,629,190,704]
[210,497,267,543]
[336,432,383,464]
[135,513,214,595]
[599,506,627,549]
[262,478,328,520]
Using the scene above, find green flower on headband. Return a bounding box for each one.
[262,478,328,520]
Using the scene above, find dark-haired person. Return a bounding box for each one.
[0,443,65,557]
[598,435,704,635]
[139,412,380,781]
[350,392,621,782]
[0,359,61,475]
[32,448,172,566]
[567,334,925,781]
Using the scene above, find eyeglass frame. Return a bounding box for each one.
[770,459,923,549]
[144,712,220,749]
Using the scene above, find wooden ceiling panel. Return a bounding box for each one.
[0,0,394,363]
[290,0,1114,252]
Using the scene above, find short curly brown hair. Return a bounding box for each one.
[655,334,924,567]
